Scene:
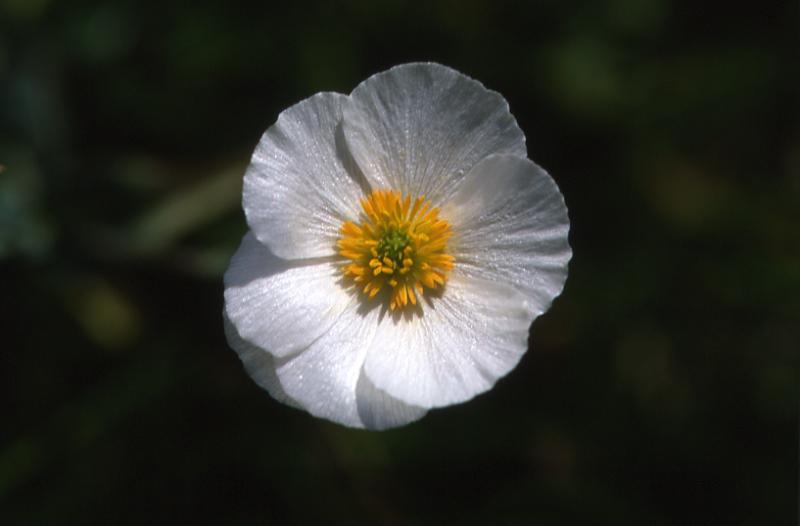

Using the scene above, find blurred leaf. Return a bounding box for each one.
[62,276,142,350]
[66,3,137,64]
[0,147,54,260]
[615,328,691,422]
[0,439,44,498]
[128,164,243,255]
[546,38,624,121]
[643,157,739,232]
[0,0,50,22]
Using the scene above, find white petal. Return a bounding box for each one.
[243,92,368,259]
[363,275,534,408]
[274,304,427,429]
[223,313,300,409]
[445,154,571,315]
[223,232,351,358]
[342,63,526,206]
[224,233,427,429]
[354,371,428,430]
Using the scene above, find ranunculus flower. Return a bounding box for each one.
[224,63,571,429]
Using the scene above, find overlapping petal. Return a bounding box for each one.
[223,313,299,409]
[342,63,527,206]
[363,275,535,408]
[243,92,367,260]
[445,154,571,315]
[223,233,351,358]
[271,305,427,429]
[223,233,427,429]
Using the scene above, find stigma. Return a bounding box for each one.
[337,190,454,311]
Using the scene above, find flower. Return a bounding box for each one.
[224,63,571,430]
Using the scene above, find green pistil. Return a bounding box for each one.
[376,228,410,266]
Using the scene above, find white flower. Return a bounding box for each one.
[223,63,571,430]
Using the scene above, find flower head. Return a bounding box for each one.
[224,63,571,429]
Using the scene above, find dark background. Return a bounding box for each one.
[1,0,797,524]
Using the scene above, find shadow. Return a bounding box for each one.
[223,311,300,408]
[335,121,372,196]
[338,272,448,324]
[335,274,389,321]
[386,283,446,323]
[355,366,427,430]
[335,272,448,325]
[230,233,450,328]
[224,232,336,288]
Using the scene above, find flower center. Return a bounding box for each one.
[337,190,454,311]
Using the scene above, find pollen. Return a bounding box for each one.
[337,190,455,311]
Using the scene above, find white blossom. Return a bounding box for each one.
[224,63,571,429]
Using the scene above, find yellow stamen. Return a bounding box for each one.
[338,189,454,311]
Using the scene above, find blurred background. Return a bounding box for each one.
[1,0,797,524]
